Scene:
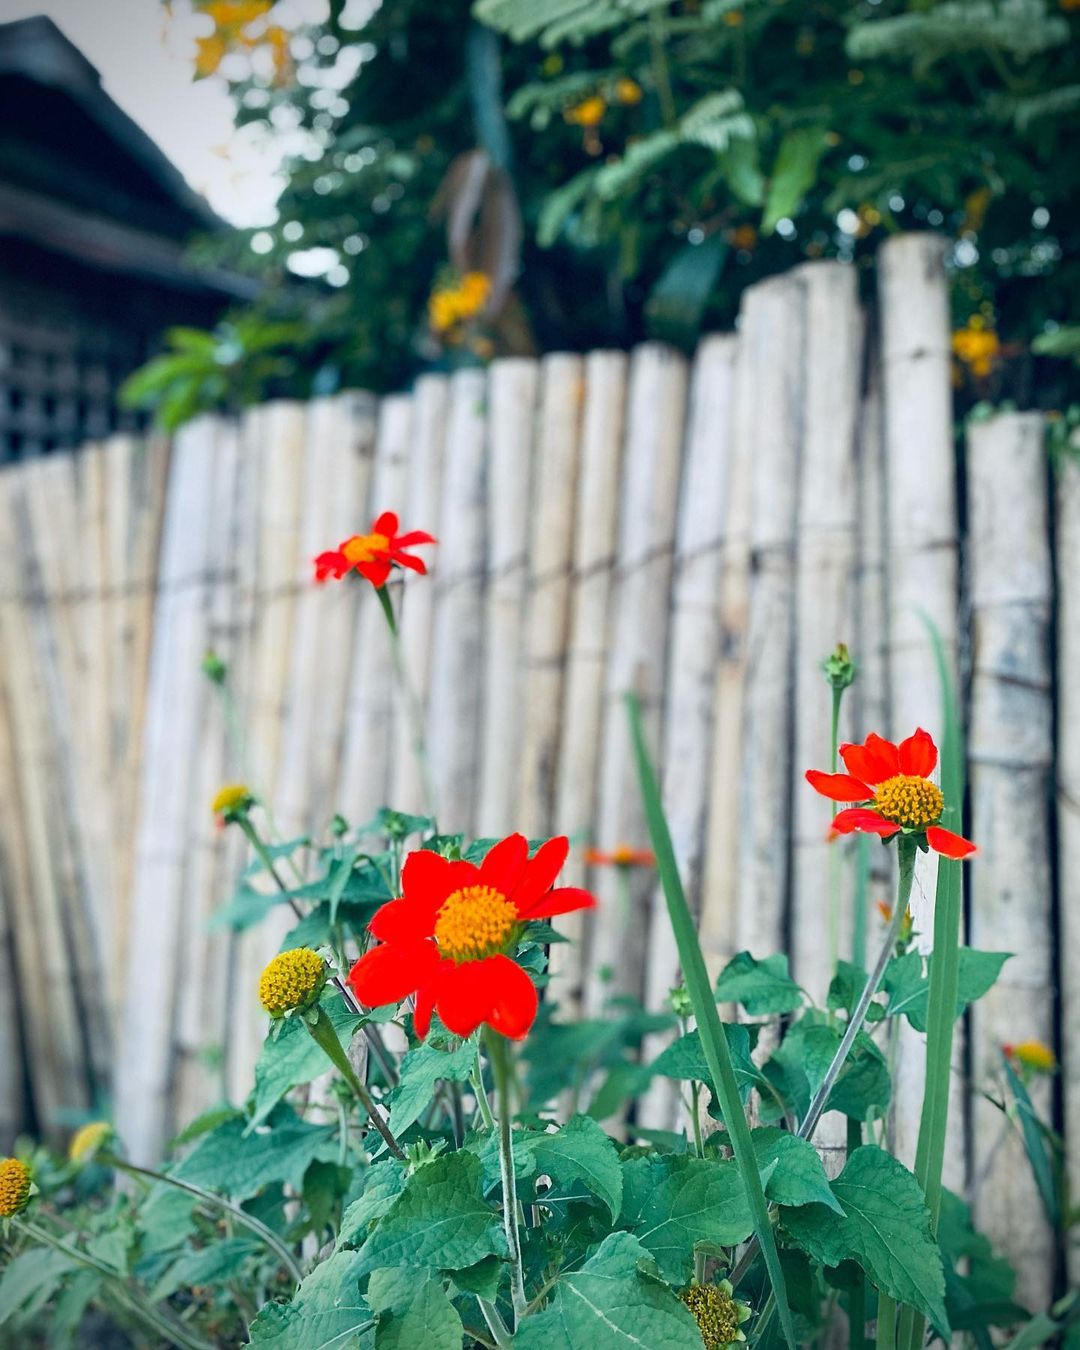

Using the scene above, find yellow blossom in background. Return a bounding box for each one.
[961,186,993,235]
[953,318,1000,379]
[259,948,325,1016]
[730,224,758,252]
[69,1121,113,1164]
[1005,1040,1056,1073]
[614,77,643,106]
[212,782,253,818]
[427,272,492,335]
[194,32,227,78]
[565,96,607,128]
[723,10,744,26]
[681,1280,751,1348]
[0,1158,31,1218]
[200,0,272,26]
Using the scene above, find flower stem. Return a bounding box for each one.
[305,1006,406,1160]
[477,1297,514,1347]
[484,1028,527,1324]
[376,583,438,823]
[104,1156,304,1285]
[472,1042,496,1131]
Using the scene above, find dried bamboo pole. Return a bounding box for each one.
[516,355,584,838]
[878,232,961,1176]
[426,369,488,835]
[392,376,449,816]
[116,418,219,1163]
[583,344,688,1014]
[549,353,628,1016]
[639,335,737,1130]
[733,273,805,961]
[338,395,413,827]
[1058,450,1080,1287]
[967,412,1053,1311]
[477,359,538,836]
[790,262,863,1001]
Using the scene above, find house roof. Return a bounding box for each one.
[0,15,256,299]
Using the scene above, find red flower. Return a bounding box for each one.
[806,729,976,860]
[347,835,596,1040]
[314,511,435,589]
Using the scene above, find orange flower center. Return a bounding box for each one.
[873,774,943,829]
[434,884,518,962]
[342,532,390,564]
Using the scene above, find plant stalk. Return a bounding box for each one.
[376,583,438,823]
[305,1006,406,1160]
[485,1028,527,1324]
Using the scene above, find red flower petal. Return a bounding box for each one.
[830,808,902,838]
[511,836,571,917]
[347,939,439,1007]
[478,834,530,895]
[413,972,442,1039]
[395,552,427,575]
[369,897,437,943]
[926,826,976,859]
[401,850,478,907]
[899,727,938,778]
[313,550,350,583]
[435,955,538,1040]
[394,530,437,548]
[372,510,399,537]
[840,733,900,785]
[356,560,393,588]
[524,886,597,921]
[805,770,873,802]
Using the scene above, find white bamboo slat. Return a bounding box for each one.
[426,369,488,835]
[967,412,1053,1310]
[549,352,628,1015]
[583,344,688,1014]
[516,354,584,838]
[477,359,537,835]
[639,334,737,1130]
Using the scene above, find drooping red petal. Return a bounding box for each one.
[394,530,436,548]
[840,734,900,786]
[401,849,478,907]
[413,971,442,1039]
[479,834,530,895]
[347,939,439,1007]
[511,836,570,917]
[395,552,427,575]
[434,955,538,1040]
[830,808,901,838]
[372,510,399,537]
[314,550,350,583]
[356,560,393,588]
[368,897,437,943]
[524,886,597,921]
[926,826,976,859]
[898,727,938,778]
[805,770,873,803]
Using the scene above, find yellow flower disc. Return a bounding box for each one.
[0,1157,31,1218]
[1010,1040,1056,1072]
[69,1121,113,1164]
[212,783,252,816]
[258,948,325,1016]
[681,1283,745,1349]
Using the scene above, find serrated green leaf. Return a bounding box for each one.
[172,1108,339,1199]
[782,1146,949,1333]
[0,1249,76,1325]
[386,1040,476,1137]
[337,1162,407,1249]
[650,1023,765,1105]
[249,1250,374,1348]
[885,949,1011,1032]
[151,1238,260,1302]
[714,952,804,1015]
[514,1231,703,1349]
[250,994,365,1130]
[138,1183,198,1255]
[369,1270,463,1350]
[750,1127,844,1213]
[619,1155,754,1283]
[527,1114,623,1220]
[828,961,887,1022]
[355,1152,507,1274]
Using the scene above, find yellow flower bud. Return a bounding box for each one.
[212,783,253,818]
[0,1157,31,1217]
[258,948,325,1016]
[69,1121,114,1164]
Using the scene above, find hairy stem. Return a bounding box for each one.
[305,1007,405,1160]
[485,1029,527,1324]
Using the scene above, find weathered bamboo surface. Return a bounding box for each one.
[0,239,1065,1296]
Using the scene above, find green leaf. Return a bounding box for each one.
[1002,1055,1059,1227]
[449,1256,503,1302]
[338,1162,408,1248]
[644,235,728,349]
[368,1269,464,1350]
[828,961,887,1023]
[386,1040,476,1137]
[762,126,830,234]
[650,1024,765,1106]
[749,1127,844,1213]
[782,1146,949,1334]
[714,952,804,1015]
[172,1108,339,1199]
[513,1231,703,1349]
[138,1183,198,1255]
[249,1250,374,1348]
[0,1249,76,1325]
[250,994,365,1129]
[619,1154,754,1283]
[355,1152,508,1273]
[527,1114,624,1220]
[151,1238,260,1302]
[886,949,1011,1032]
[938,1189,1024,1334]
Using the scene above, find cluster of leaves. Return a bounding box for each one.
[140,0,1080,427]
[4,806,1064,1349]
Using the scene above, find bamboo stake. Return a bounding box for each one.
[639,334,737,1131]
[549,353,628,1015]
[478,359,538,835]
[583,344,688,1014]
[516,354,583,838]
[967,412,1053,1310]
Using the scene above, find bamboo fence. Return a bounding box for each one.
[0,236,1070,1298]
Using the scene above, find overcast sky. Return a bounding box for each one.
[0,0,296,225]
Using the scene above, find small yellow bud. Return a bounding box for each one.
[212,783,253,819]
[258,948,325,1016]
[1005,1040,1056,1073]
[69,1121,114,1164]
[0,1157,31,1217]
[681,1279,752,1348]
